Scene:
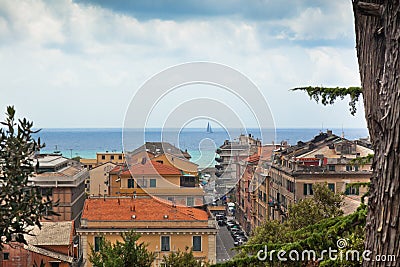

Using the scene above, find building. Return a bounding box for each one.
[1,221,80,267]
[234,144,277,234]
[215,134,261,195]
[152,153,198,176]
[108,161,204,206]
[96,152,125,165]
[131,142,192,160]
[30,155,88,225]
[87,162,117,196]
[77,197,217,267]
[268,130,373,222]
[80,158,97,170]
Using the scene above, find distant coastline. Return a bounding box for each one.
[34,128,369,169]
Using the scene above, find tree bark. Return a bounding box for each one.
[352,0,400,266]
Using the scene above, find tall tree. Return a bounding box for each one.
[0,106,56,249]
[352,1,399,266]
[293,2,399,265]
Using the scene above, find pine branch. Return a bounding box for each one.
[291,86,363,115]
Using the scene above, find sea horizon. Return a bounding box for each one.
[33,127,370,169]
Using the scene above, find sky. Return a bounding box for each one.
[0,0,367,129]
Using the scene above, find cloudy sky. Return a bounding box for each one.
[0,0,367,129]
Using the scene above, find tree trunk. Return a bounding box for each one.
[352,0,400,266]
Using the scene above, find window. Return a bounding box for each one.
[101,155,105,160]
[193,236,201,251]
[3,252,9,260]
[328,183,335,192]
[118,155,123,160]
[354,165,359,171]
[128,178,134,188]
[303,184,313,195]
[156,160,163,164]
[110,155,114,160]
[286,180,295,193]
[346,165,353,171]
[167,196,174,202]
[187,196,194,206]
[41,188,52,197]
[50,263,60,267]
[94,236,103,252]
[328,165,335,171]
[345,186,360,195]
[161,236,170,251]
[150,179,156,188]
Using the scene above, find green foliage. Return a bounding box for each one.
[214,184,365,267]
[162,246,209,267]
[349,154,373,167]
[0,106,57,249]
[71,156,82,161]
[292,86,362,115]
[89,230,156,267]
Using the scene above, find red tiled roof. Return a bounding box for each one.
[110,161,181,176]
[82,197,208,221]
[245,153,260,163]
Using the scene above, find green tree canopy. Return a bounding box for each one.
[214,184,365,267]
[162,246,209,267]
[89,230,156,267]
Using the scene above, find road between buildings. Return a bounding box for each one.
[216,225,237,263]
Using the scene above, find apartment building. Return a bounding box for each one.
[268,130,373,222]
[30,155,88,226]
[108,161,204,206]
[87,162,117,196]
[215,134,261,195]
[77,197,217,267]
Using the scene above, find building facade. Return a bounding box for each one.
[77,197,217,267]
[87,162,117,196]
[1,221,79,267]
[30,155,88,225]
[108,161,204,206]
[268,131,373,222]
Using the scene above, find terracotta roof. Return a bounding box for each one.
[110,161,181,176]
[245,153,260,163]
[82,197,208,221]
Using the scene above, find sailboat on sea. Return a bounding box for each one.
[206,122,213,133]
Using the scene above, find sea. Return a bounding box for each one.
[33,128,369,169]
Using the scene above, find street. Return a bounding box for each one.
[216,225,237,263]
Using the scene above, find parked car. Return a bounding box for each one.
[217,220,226,226]
[215,214,226,221]
[226,222,235,229]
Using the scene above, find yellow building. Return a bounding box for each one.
[77,197,217,266]
[80,158,97,170]
[96,152,125,165]
[108,161,204,206]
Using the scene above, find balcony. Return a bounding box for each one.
[215,157,223,163]
[215,164,223,170]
